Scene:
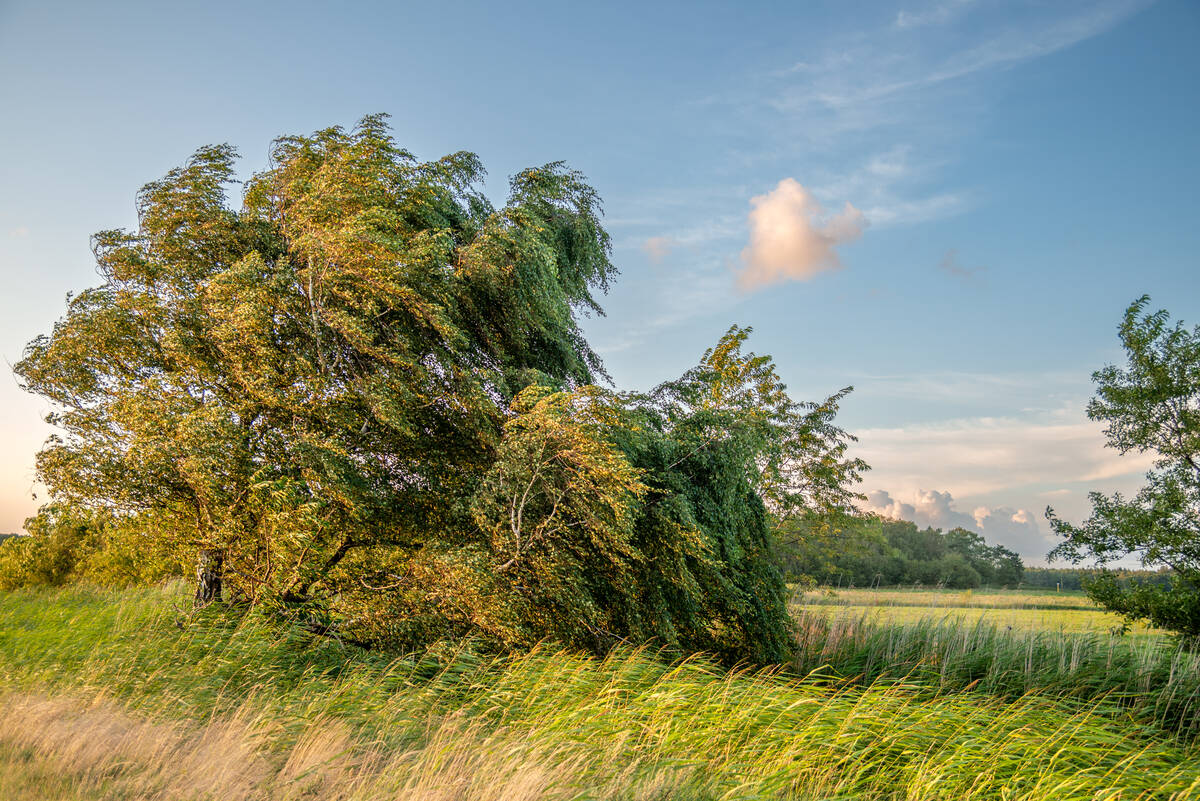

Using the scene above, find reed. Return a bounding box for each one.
[792,609,1200,738]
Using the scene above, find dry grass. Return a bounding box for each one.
[0,693,268,800]
[0,692,680,801]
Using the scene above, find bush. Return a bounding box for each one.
[0,505,184,591]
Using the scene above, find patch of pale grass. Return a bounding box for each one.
[0,692,268,800]
[0,691,685,801]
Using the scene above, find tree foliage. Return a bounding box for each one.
[1049,296,1200,639]
[17,116,611,608]
[15,116,865,663]
[0,505,182,591]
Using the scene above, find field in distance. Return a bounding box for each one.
[791,586,1164,637]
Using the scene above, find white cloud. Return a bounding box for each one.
[737,178,866,290]
[865,488,977,530]
[8,226,29,238]
[972,505,1052,559]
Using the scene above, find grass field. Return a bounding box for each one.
[2,582,1200,799]
[792,586,1164,636]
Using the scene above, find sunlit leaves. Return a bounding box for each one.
[16,115,620,629]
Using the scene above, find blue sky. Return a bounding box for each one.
[1,0,1197,560]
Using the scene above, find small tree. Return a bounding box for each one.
[1049,297,1200,639]
[617,326,867,663]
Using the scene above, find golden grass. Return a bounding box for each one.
[0,692,268,800]
[0,691,679,801]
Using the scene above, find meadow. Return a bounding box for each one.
[792,586,1162,635]
[2,583,1200,799]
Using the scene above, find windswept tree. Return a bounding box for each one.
[1049,297,1200,639]
[17,116,866,662]
[610,326,867,663]
[17,115,614,612]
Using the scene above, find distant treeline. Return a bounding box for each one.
[775,517,1024,590]
[1022,566,1175,591]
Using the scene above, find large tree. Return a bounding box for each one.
[613,326,867,662]
[1048,296,1200,639]
[17,116,865,662]
[16,115,614,611]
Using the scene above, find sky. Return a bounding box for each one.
[1,0,1197,562]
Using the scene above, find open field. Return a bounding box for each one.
[792,587,1165,636]
[2,583,1200,799]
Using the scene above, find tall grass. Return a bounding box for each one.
[793,609,1200,739]
[3,583,1200,799]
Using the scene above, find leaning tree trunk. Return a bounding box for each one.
[194,548,224,609]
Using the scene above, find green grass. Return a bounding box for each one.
[788,587,1200,741]
[2,583,1200,799]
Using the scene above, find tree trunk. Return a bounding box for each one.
[194,548,224,609]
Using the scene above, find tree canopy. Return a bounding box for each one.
[1049,296,1200,639]
[15,116,865,663]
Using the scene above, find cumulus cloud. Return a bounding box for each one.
[865,489,977,531]
[864,488,1054,559]
[641,235,674,264]
[972,506,1052,559]
[737,179,866,290]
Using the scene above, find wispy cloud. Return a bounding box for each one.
[853,407,1155,503]
[895,0,976,30]
[747,0,1150,232]
[641,235,673,264]
[592,257,748,357]
[855,397,1157,560]
[600,1,1150,350]
[810,147,971,227]
[775,0,1150,120]
[938,248,985,279]
[846,368,1085,407]
[7,226,29,238]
